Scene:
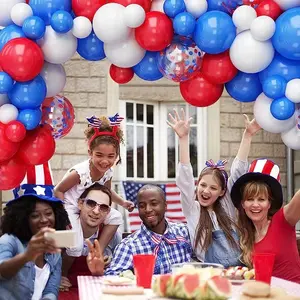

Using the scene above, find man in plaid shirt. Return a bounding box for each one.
[105,184,192,275]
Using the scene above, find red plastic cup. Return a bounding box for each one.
[133,254,156,288]
[253,253,275,284]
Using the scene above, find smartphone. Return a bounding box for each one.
[44,230,77,248]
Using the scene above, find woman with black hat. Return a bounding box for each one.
[0,184,70,300]
[231,159,300,283]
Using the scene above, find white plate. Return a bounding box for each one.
[230,279,254,285]
[100,276,136,286]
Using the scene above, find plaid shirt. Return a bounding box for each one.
[105,221,192,275]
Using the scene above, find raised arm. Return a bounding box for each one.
[284,190,300,226]
[54,170,80,201]
[168,109,198,214]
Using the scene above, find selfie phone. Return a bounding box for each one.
[44,230,77,248]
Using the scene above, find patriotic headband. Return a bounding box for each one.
[205,159,228,170]
[86,114,124,146]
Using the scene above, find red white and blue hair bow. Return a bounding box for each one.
[205,159,228,170]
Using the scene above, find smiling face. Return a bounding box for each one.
[196,169,226,208]
[78,189,111,230]
[89,143,118,174]
[29,201,55,235]
[137,187,167,233]
[241,182,271,223]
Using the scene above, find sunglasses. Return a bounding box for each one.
[84,199,110,213]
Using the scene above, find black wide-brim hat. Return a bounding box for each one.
[230,159,283,212]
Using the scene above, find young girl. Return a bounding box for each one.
[231,159,300,283]
[168,108,260,268]
[54,115,134,259]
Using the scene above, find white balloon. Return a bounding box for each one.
[274,0,300,10]
[285,79,300,103]
[254,93,296,133]
[104,35,146,68]
[232,5,257,32]
[10,3,32,26]
[230,30,274,73]
[40,62,66,97]
[93,3,132,44]
[0,0,25,27]
[250,16,275,42]
[281,125,300,150]
[151,0,165,12]
[38,26,77,64]
[123,4,145,28]
[183,0,207,18]
[72,16,92,39]
[0,94,9,107]
[0,103,18,124]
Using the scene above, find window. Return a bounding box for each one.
[119,101,207,181]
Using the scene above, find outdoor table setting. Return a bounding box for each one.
[77,253,300,300]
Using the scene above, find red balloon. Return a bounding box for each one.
[0,158,26,190]
[243,0,264,7]
[0,38,44,82]
[180,73,224,107]
[201,51,238,84]
[256,0,282,20]
[135,12,173,51]
[0,124,20,163]
[72,0,107,21]
[109,64,134,84]
[5,121,27,143]
[106,0,152,11]
[17,125,56,166]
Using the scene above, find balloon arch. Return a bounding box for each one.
[0,0,299,190]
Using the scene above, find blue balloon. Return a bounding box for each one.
[173,12,196,36]
[0,72,13,94]
[133,51,163,81]
[259,53,300,83]
[270,97,295,120]
[225,72,262,102]
[262,75,287,99]
[193,11,236,54]
[18,108,42,130]
[50,10,73,33]
[0,24,25,51]
[22,16,46,39]
[77,31,105,61]
[163,0,186,18]
[207,0,231,13]
[29,0,72,25]
[8,76,47,110]
[272,8,300,60]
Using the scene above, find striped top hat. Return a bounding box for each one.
[7,162,62,206]
[230,158,283,211]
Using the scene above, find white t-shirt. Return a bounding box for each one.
[62,159,123,257]
[32,263,50,300]
[176,158,248,262]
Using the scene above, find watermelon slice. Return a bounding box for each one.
[152,274,172,297]
[205,275,232,299]
[175,273,203,299]
[166,274,185,297]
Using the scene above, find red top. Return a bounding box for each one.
[254,208,300,283]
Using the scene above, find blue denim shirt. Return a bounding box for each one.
[0,234,62,300]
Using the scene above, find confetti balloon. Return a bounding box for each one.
[157,35,203,82]
[41,95,75,140]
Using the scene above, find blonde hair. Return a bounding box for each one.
[238,181,272,267]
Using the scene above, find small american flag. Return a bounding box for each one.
[122,181,186,232]
[86,115,102,128]
[109,113,124,126]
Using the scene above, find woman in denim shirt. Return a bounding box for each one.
[0,184,69,300]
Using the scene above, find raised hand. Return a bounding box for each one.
[243,114,261,136]
[167,108,193,139]
[24,228,60,262]
[86,239,104,276]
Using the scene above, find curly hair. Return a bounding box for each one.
[0,196,70,243]
[84,116,124,165]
